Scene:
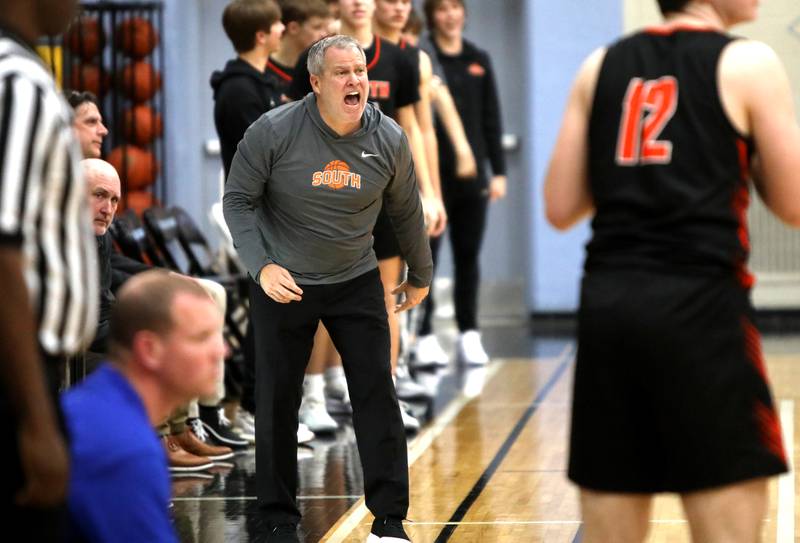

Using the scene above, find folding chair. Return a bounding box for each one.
[108,208,166,266]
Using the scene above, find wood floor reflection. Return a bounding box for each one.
[172,328,799,543]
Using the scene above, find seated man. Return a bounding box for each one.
[82,159,245,473]
[62,270,226,542]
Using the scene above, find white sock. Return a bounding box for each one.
[324,365,345,384]
[304,373,325,401]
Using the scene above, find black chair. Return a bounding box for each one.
[109,208,166,266]
[143,206,249,347]
[141,206,194,275]
[172,206,221,276]
[173,206,250,298]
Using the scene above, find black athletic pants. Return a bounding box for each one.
[420,180,489,335]
[250,268,408,525]
[2,354,68,541]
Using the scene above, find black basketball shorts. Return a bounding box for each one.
[372,207,402,261]
[568,268,788,493]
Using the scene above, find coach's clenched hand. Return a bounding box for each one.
[259,263,303,303]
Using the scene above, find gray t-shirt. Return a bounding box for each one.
[223,94,432,287]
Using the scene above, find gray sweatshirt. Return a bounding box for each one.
[223,94,433,287]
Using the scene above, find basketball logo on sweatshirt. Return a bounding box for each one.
[312,160,362,190]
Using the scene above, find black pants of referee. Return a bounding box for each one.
[250,268,408,525]
[419,180,489,335]
[2,354,68,541]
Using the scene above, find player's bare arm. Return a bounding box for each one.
[720,39,800,227]
[544,47,606,230]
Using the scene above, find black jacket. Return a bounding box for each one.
[91,232,150,353]
[431,38,506,187]
[211,58,281,178]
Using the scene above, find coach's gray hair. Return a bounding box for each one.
[307,35,366,76]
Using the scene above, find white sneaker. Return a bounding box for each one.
[297,422,315,444]
[458,330,489,365]
[299,396,339,434]
[399,401,420,432]
[324,373,351,404]
[232,411,255,444]
[395,364,432,401]
[237,408,255,430]
[413,334,449,367]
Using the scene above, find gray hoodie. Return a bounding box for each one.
[223,93,432,287]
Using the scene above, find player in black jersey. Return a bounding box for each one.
[545,1,800,541]
[267,0,330,100]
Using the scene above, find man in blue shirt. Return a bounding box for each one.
[62,270,226,542]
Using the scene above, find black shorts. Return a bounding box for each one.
[568,268,788,493]
[372,207,402,260]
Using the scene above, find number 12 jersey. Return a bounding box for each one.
[586,28,753,286]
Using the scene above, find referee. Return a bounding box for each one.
[0,1,98,540]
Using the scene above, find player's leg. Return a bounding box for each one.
[580,490,652,543]
[681,478,768,543]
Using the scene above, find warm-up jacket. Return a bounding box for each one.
[223,94,432,288]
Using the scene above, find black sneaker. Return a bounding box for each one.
[368,517,410,542]
[266,523,299,542]
[199,405,249,449]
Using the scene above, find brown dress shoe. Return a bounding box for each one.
[162,435,214,473]
[174,427,234,461]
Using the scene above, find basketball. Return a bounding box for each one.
[115,17,159,59]
[118,61,162,103]
[69,63,110,96]
[65,17,104,60]
[108,145,159,191]
[324,160,349,190]
[325,160,350,172]
[123,105,163,146]
[121,190,157,216]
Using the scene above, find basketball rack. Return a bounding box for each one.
[42,1,167,212]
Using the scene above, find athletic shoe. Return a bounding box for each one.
[297,422,315,445]
[395,364,432,401]
[199,405,249,449]
[457,330,489,366]
[235,407,256,434]
[162,435,214,473]
[231,408,256,444]
[366,516,410,542]
[267,523,300,542]
[412,335,449,368]
[324,372,351,404]
[299,396,339,434]
[178,421,234,461]
[399,401,420,433]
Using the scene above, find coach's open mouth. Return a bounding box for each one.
[344,91,360,106]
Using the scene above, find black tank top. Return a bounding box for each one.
[585,28,754,287]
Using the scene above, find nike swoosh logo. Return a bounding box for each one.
[361,151,379,158]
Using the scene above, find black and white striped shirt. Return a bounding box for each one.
[0,32,97,356]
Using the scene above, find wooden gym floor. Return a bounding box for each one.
[172,325,799,542]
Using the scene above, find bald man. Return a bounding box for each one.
[80,159,244,469]
[81,159,147,355]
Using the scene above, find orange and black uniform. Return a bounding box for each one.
[265,57,294,98]
[289,36,419,260]
[569,27,788,493]
[419,37,505,335]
